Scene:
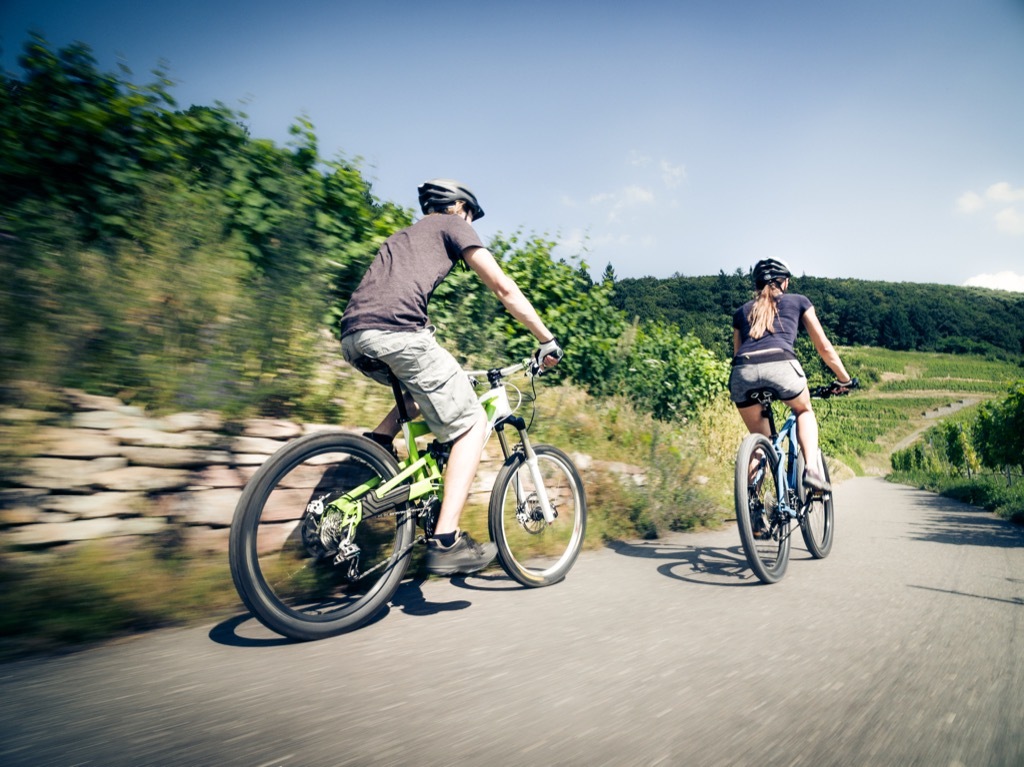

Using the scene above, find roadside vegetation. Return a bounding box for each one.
[889,381,1024,523]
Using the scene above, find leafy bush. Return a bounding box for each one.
[430,233,728,420]
[1,37,410,418]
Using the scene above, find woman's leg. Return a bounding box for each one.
[737,403,771,436]
[737,403,771,484]
[785,388,828,487]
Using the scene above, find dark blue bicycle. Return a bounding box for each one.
[734,379,858,583]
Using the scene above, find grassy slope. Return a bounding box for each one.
[823,347,1021,477]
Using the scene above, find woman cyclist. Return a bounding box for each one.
[340,179,562,575]
[729,258,853,492]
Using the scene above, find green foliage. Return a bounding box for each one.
[1,37,409,418]
[940,421,979,478]
[973,381,1024,478]
[0,541,238,659]
[891,442,939,474]
[890,381,1024,520]
[429,232,726,420]
[612,271,1024,360]
[618,321,729,421]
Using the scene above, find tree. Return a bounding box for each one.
[973,382,1024,485]
[941,422,979,478]
[879,306,915,351]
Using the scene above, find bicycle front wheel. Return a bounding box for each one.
[229,432,415,641]
[489,445,587,587]
[798,449,835,558]
[734,433,791,584]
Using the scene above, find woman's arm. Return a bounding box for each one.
[802,307,852,381]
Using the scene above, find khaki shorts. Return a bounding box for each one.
[729,359,807,407]
[341,327,482,443]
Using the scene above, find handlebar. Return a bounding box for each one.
[464,359,530,381]
[810,377,860,399]
[465,354,560,382]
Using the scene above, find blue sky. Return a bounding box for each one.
[3,0,1023,290]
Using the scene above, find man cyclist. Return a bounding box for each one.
[340,179,562,575]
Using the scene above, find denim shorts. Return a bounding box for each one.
[341,327,481,443]
[728,359,807,407]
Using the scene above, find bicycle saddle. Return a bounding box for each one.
[352,356,392,376]
[748,388,780,403]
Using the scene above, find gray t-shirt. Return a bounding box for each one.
[340,214,485,337]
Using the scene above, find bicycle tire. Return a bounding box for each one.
[734,433,791,584]
[488,445,587,587]
[229,432,414,640]
[798,449,835,558]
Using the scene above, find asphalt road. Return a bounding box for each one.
[2,477,1022,767]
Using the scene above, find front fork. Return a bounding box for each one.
[496,418,556,525]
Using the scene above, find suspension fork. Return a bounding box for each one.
[497,417,556,525]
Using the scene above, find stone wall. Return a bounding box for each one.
[1,389,643,555]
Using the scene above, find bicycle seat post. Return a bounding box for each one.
[755,391,779,439]
[388,370,410,424]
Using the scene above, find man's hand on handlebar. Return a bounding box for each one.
[531,337,563,376]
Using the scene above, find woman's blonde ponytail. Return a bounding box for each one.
[747,283,784,339]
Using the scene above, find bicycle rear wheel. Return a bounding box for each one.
[734,433,791,584]
[229,432,415,640]
[489,445,587,587]
[798,449,835,558]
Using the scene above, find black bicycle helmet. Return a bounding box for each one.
[753,258,792,289]
[417,178,485,221]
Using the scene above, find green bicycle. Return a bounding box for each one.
[229,357,587,641]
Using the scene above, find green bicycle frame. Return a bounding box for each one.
[323,361,557,537]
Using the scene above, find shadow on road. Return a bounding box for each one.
[208,578,473,647]
[445,571,523,592]
[208,614,305,648]
[605,538,766,587]
[389,577,473,615]
[908,584,1024,607]
[905,494,1024,549]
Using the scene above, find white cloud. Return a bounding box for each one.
[622,185,655,205]
[586,185,655,223]
[557,228,588,253]
[956,181,1024,236]
[995,207,1024,235]
[628,150,652,167]
[660,159,687,189]
[986,182,1024,203]
[964,271,1024,292]
[955,190,984,214]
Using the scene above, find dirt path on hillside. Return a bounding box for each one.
[859,395,981,476]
